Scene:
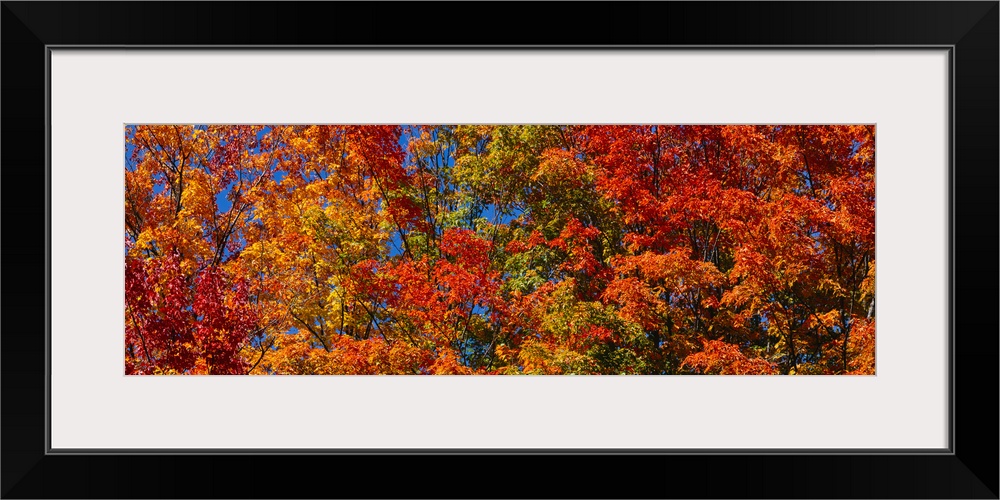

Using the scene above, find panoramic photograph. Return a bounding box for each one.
[125,125,875,375]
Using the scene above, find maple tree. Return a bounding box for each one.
[125,124,875,375]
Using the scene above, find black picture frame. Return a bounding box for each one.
[2,2,996,498]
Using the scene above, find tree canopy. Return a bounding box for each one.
[125,125,875,375]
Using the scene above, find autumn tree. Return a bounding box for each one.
[125,124,875,375]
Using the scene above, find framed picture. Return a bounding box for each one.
[3,2,996,498]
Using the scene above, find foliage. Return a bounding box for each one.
[125,124,875,375]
